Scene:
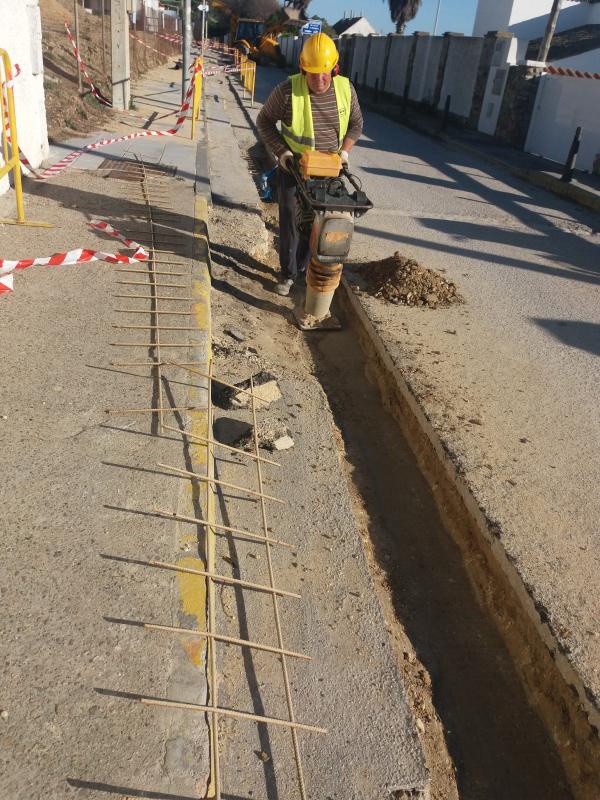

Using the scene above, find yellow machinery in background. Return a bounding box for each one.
[205,0,310,67]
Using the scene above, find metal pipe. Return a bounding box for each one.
[561,126,582,183]
[433,0,442,36]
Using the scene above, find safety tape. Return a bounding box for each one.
[18,58,201,181]
[1,63,22,89]
[0,220,148,296]
[544,65,600,80]
[64,22,112,107]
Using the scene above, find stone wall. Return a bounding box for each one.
[494,65,542,148]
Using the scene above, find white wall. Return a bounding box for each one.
[525,73,600,171]
[438,36,484,117]
[338,19,376,37]
[365,36,386,89]
[473,0,516,36]
[553,50,600,71]
[0,0,48,193]
[472,0,594,37]
[478,36,519,135]
[349,35,370,84]
[410,35,444,104]
[383,35,412,95]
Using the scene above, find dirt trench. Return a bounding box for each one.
[207,195,573,799]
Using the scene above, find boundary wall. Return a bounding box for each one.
[280,30,600,174]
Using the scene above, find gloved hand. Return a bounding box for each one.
[340,149,350,167]
[279,150,294,173]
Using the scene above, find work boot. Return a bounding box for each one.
[274,278,294,296]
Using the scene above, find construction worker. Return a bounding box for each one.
[257,32,364,296]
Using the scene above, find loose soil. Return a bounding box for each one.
[352,251,463,308]
[40,0,179,140]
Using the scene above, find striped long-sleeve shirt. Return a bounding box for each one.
[256,77,363,158]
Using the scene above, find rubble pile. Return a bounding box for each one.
[356,252,463,308]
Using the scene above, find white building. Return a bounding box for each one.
[0,0,48,194]
[332,16,376,37]
[473,0,600,40]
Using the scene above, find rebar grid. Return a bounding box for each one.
[107,162,323,799]
[249,375,310,799]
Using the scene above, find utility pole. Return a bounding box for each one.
[538,0,562,62]
[111,0,130,111]
[73,0,83,95]
[182,0,192,102]
[101,0,107,82]
[433,0,442,36]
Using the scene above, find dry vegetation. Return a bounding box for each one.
[40,0,179,140]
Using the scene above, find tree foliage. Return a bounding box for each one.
[386,0,422,34]
[216,0,277,17]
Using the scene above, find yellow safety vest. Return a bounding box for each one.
[281,73,352,154]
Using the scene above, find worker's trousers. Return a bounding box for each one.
[278,168,311,281]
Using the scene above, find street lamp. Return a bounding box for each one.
[433,0,442,35]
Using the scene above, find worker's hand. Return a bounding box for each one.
[340,149,350,168]
[279,150,294,173]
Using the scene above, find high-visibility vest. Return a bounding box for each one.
[281,73,352,154]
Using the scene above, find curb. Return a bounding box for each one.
[338,275,600,799]
[361,99,600,216]
[163,163,213,791]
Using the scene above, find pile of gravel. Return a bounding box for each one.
[356,252,462,308]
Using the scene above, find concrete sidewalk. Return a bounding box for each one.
[0,61,212,799]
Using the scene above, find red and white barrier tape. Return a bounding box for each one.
[19,58,200,181]
[64,22,112,107]
[0,220,148,296]
[544,65,600,80]
[129,32,173,58]
[1,63,22,89]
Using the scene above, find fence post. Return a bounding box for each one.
[73,0,83,95]
[561,126,582,183]
[441,94,451,131]
[0,50,51,228]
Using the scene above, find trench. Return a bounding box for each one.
[305,303,573,800]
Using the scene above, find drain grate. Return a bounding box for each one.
[98,158,177,181]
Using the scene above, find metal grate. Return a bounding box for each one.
[102,163,325,798]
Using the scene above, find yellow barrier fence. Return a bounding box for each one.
[238,54,256,107]
[0,49,50,227]
[191,55,203,140]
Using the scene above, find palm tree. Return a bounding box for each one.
[386,0,422,34]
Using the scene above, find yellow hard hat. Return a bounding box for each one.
[299,32,339,73]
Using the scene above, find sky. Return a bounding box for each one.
[308,0,480,36]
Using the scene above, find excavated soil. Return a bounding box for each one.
[353,251,463,308]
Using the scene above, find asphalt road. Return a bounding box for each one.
[230,62,600,772]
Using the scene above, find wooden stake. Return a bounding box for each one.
[157,462,285,504]
[166,360,264,400]
[112,324,198,331]
[144,622,310,660]
[105,406,200,414]
[110,343,195,348]
[147,559,300,599]
[116,281,189,288]
[113,310,192,316]
[161,422,281,467]
[152,507,291,548]
[113,294,195,301]
[140,698,327,734]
